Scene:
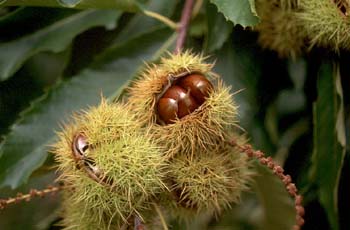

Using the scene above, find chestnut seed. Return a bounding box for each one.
[157,73,213,124]
[73,133,89,160]
[72,133,114,185]
[163,85,198,118]
[158,98,178,124]
[163,85,187,100]
[177,90,198,118]
[178,74,213,104]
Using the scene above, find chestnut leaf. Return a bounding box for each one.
[0,0,146,11]
[310,61,346,230]
[210,0,260,28]
[0,27,174,189]
[0,9,121,81]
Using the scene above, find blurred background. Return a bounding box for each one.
[0,0,349,229]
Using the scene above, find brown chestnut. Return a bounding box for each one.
[178,74,213,104]
[163,85,199,118]
[72,133,110,185]
[72,133,89,160]
[157,98,178,124]
[157,73,213,124]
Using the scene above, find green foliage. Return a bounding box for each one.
[0,0,145,11]
[210,0,260,27]
[310,61,346,230]
[205,2,232,52]
[0,9,121,80]
[0,27,174,189]
[253,163,296,230]
[0,0,348,229]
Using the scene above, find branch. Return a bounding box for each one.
[143,10,178,29]
[229,139,305,230]
[0,184,63,210]
[174,0,195,54]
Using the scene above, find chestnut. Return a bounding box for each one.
[72,133,89,160]
[178,74,213,104]
[157,73,213,124]
[157,98,178,124]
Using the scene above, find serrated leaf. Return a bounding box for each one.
[248,0,258,16]
[0,27,174,189]
[310,62,346,230]
[0,48,71,138]
[0,9,121,81]
[210,0,259,27]
[205,2,232,52]
[0,0,145,11]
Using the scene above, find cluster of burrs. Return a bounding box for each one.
[256,0,350,57]
[49,52,305,229]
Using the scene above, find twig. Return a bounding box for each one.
[174,0,195,54]
[0,184,63,210]
[143,10,178,29]
[229,139,305,230]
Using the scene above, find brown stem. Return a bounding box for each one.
[0,184,63,210]
[229,139,305,230]
[174,0,195,54]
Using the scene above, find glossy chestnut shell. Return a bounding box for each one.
[72,133,89,160]
[72,133,105,184]
[157,73,213,124]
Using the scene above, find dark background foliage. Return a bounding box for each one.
[0,0,349,229]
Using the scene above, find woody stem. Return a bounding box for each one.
[174,0,195,54]
[0,184,63,210]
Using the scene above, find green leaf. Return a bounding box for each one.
[276,90,306,115]
[0,27,174,189]
[205,2,232,52]
[0,9,121,81]
[210,0,259,28]
[114,0,178,43]
[0,48,71,137]
[248,0,258,16]
[189,13,207,38]
[210,162,296,229]
[0,0,145,11]
[287,58,307,91]
[253,163,296,230]
[0,8,78,42]
[310,62,346,230]
[57,0,83,7]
